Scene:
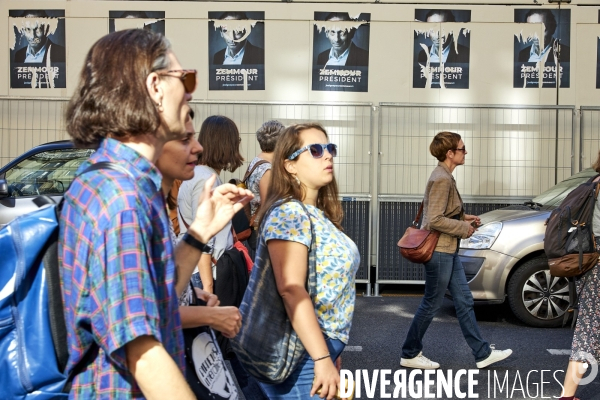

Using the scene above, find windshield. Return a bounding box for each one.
[531,168,598,207]
[4,148,94,197]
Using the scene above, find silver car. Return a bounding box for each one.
[459,168,597,327]
[0,141,94,228]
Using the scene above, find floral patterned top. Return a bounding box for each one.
[262,201,360,343]
[246,157,271,216]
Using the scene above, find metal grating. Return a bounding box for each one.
[580,106,600,172]
[379,104,575,198]
[341,200,370,282]
[377,201,522,283]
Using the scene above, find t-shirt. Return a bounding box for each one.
[262,201,360,343]
[246,156,271,217]
[177,165,233,265]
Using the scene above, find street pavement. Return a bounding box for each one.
[339,286,600,400]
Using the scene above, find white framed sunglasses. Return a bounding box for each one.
[287,143,338,160]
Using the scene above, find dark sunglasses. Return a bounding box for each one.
[157,69,197,94]
[454,147,466,152]
[288,143,338,160]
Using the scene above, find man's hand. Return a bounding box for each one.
[208,306,242,338]
[188,175,253,243]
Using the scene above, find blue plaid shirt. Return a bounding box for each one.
[59,138,184,399]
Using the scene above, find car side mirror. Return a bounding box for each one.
[0,179,7,198]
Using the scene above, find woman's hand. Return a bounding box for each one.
[188,175,253,242]
[464,213,481,227]
[311,358,340,400]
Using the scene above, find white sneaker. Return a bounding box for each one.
[476,348,513,369]
[400,352,440,369]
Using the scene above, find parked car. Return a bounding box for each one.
[459,168,598,327]
[0,141,94,227]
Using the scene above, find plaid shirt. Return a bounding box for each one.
[59,138,184,399]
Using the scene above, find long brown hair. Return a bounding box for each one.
[197,115,244,172]
[258,123,343,230]
[66,29,171,148]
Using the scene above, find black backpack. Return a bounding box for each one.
[544,174,600,326]
[544,174,600,278]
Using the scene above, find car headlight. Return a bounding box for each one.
[460,222,503,250]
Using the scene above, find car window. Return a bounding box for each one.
[4,148,94,198]
[532,168,598,207]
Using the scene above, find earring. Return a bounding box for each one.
[156,102,163,112]
[293,175,300,185]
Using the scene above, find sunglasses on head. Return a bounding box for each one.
[288,143,338,160]
[157,69,197,94]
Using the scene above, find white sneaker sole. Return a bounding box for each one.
[400,358,440,370]
[476,349,513,369]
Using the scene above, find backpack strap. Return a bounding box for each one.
[242,160,269,185]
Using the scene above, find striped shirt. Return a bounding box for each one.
[59,138,184,399]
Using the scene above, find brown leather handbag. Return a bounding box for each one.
[397,202,440,264]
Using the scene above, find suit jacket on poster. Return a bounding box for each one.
[316,42,369,67]
[417,43,470,64]
[518,40,570,63]
[14,39,66,63]
[420,162,471,254]
[213,41,264,65]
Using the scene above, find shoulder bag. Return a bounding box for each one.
[230,199,317,384]
[397,201,440,264]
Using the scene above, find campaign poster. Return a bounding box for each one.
[9,10,66,89]
[312,12,370,92]
[208,11,265,91]
[109,11,165,35]
[413,9,471,89]
[514,9,571,88]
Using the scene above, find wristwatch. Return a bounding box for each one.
[182,232,212,253]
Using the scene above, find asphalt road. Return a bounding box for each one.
[339,286,600,400]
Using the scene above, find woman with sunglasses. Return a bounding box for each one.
[399,131,512,371]
[257,123,360,399]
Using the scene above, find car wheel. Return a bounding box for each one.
[507,255,571,327]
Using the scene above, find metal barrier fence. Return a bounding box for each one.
[580,106,600,172]
[375,103,576,285]
[1,97,586,288]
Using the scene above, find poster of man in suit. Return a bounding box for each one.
[312,12,370,92]
[413,9,471,89]
[208,11,265,91]
[514,8,570,88]
[9,9,66,89]
[108,10,165,35]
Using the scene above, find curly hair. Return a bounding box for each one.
[256,120,285,152]
[66,29,170,148]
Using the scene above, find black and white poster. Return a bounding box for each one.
[514,9,570,88]
[9,9,66,89]
[108,11,165,35]
[413,9,471,89]
[208,11,265,91]
[312,12,370,92]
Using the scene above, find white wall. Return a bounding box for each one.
[1,1,600,107]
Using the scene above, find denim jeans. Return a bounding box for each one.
[401,251,491,362]
[260,337,346,399]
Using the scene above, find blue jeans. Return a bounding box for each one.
[260,337,346,399]
[401,251,491,362]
